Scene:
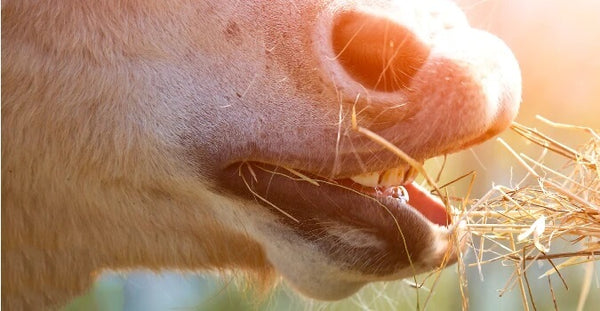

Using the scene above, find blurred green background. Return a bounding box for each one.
[65,0,600,310]
[66,260,600,311]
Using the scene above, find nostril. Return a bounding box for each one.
[331,11,430,92]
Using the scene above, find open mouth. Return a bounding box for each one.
[346,166,450,227]
[218,161,452,276]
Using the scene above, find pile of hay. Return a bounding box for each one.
[355,114,599,310]
[452,116,599,310]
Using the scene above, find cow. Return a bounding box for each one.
[1,0,521,309]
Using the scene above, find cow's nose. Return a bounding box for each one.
[331,11,430,92]
[320,5,521,160]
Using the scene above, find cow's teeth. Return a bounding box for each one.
[379,167,406,187]
[405,166,418,184]
[350,166,417,187]
[349,171,380,187]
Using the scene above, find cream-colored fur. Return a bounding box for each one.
[2,0,521,309]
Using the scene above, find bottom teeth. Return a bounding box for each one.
[350,166,418,187]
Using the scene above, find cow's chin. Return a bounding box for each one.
[218,161,462,300]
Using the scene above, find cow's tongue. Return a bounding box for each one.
[403,182,450,226]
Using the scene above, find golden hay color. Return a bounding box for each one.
[454,116,599,311]
[356,114,599,311]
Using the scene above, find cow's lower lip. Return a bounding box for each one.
[217,161,450,275]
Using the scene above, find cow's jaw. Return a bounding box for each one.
[219,161,457,300]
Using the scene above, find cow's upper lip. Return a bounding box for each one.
[217,161,451,275]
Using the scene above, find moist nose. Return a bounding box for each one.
[331,11,430,92]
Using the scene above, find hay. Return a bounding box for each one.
[454,116,599,311]
[354,114,599,310]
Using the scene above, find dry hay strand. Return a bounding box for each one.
[354,113,599,311]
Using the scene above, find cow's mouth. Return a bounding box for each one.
[218,161,453,276]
